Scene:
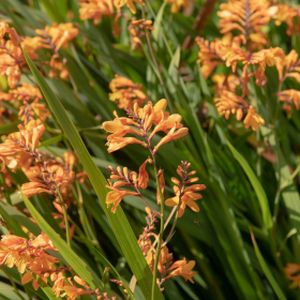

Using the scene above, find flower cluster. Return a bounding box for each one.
[102,74,206,289]
[109,74,147,109]
[196,0,300,130]
[165,161,206,217]
[129,18,153,49]
[0,234,103,299]
[23,22,79,80]
[138,208,196,288]
[79,0,115,24]
[102,98,188,154]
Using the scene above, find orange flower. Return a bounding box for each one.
[109,74,147,109]
[129,19,153,49]
[36,23,79,52]
[218,0,271,49]
[285,263,300,289]
[167,258,196,282]
[215,90,265,131]
[0,22,23,88]
[21,181,53,198]
[106,159,150,212]
[276,50,300,84]
[79,0,115,24]
[278,90,300,111]
[165,161,206,217]
[195,37,223,79]
[243,106,265,131]
[102,99,188,153]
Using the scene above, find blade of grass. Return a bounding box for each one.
[227,141,272,230]
[250,232,287,300]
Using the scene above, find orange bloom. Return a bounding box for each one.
[129,19,153,49]
[218,0,271,49]
[165,161,206,217]
[195,37,223,79]
[215,90,265,131]
[102,99,188,153]
[79,0,114,24]
[167,258,196,282]
[109,74,147,109]
[278,90,300,111]
[0,22,24,88]
[106,159,150,212]
[285,263,300,289]
[36,23,79,52]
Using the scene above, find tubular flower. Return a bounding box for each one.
[106,159,151,212]
[165,0,193,14]
[129,19,153,49]
[214,90,265,131]
[218,0,271,49]
[0,121,45,169]
[102,99,188,154]
[35,23,79,53]
[278,90,300,112]
[166,259,196,283]
[109,74,147,109]
[0,22,24,88]
[114,0,144,14]
[285,263,300,289]
[276,50,300,84]
[79,0,114,24]
[165,161,206,217]
[195,37,223,79]
[0,83,42,102]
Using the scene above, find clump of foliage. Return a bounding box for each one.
[0,0,299,299]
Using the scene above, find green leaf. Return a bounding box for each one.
[24,51,163,300]
[227,141,272,230]
[251,232,287,300]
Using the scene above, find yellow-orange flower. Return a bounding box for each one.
[285,263,300,289]
[167,258,196,282]
[215,90,265,131]
[278,90,300,111]
[129,19,153,49]
[102,99,188,154]
[218,0,271,49]
[165,161,206,217]
[79,0,114,24]
[109,74,147,109]
[36,23,79,52]
[106,159,150,212]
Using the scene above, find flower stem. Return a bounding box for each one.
[151,155,165,299]
[57,189,71,247]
